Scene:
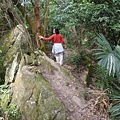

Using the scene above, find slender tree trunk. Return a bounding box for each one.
[33,0,45,50]
[12,0,34,30]
[12,0,45,50]
[69,26,78,44]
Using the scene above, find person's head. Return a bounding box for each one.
[55,28,59,34]
[53,28,59,34]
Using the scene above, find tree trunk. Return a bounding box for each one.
[12,0,34,30]
[69,26,78,44]
[33,0,45,50]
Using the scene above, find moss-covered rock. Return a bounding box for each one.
[3,25,29,67]
[10,56,67,120]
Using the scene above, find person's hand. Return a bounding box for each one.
[39,36,44,39]
[63,45,67,49]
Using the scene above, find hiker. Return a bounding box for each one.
[38,28,66,66]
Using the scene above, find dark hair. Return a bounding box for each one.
[55,28,59,34]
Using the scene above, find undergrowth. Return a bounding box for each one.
[91,64,120,120]
[66,49,88,72]
[0,85,22,120]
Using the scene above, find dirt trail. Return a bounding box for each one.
[41,66,83,119]
[38,58,108,120]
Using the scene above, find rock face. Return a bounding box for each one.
[0,25,67,120]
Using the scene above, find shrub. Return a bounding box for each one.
[67,50,88,71]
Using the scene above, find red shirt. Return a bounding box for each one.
[43,34,65,44]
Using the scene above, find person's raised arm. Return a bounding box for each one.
[39,35,54,41]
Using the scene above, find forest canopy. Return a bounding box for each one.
[0,0,120,46]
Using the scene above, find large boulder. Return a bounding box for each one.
[10,56,66,120]
[0,25,67,120]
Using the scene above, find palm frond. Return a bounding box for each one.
[98,54,109,67]
[95,33,112,52]
[109,105,120,119]
[114,45,120,59]
[94,33,120,77]
[94,51,107,56]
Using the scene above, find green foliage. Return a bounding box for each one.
[0,85,9,99]
[94,33,120,79]
[108,93,120,120]
[67,50,88,71]
[7,104,22,120]
[88,63,120,120]
[93,33,120,119]
[48,0,120,46]
[0,85,22,120]
[91,64,114,90]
